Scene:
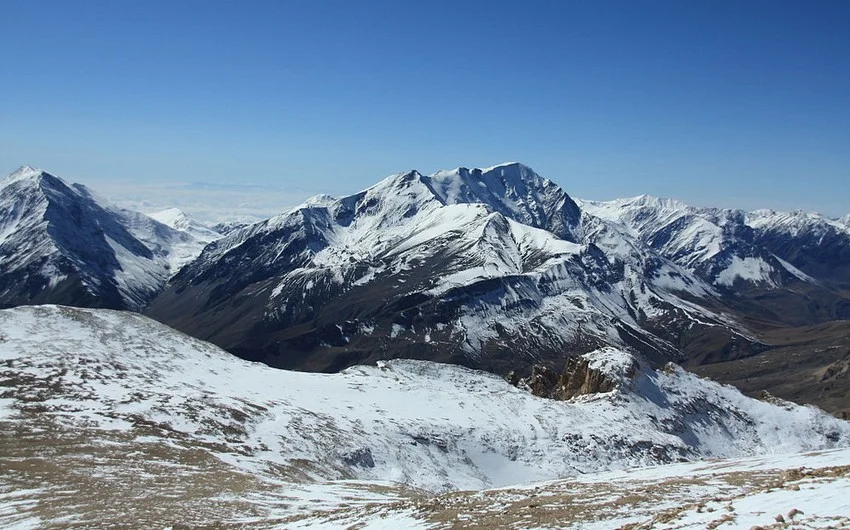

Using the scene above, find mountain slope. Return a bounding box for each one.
[0,166,212,310]
[147,163,746,374]
[692,319,850,419]
[3,305,849,528]
[2,305,848,491]
[579,195,850,326]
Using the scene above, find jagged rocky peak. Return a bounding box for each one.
[516,348,640,400]
[425,162,582,240]
[580,190,850,295]
[213,162,582,250]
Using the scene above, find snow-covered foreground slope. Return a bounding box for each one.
[331,448,850,530]
[1,305,849,528]
[5,305,849,486]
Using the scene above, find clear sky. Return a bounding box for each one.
[2,0,848,216]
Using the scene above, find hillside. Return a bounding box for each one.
[2,305,848,528]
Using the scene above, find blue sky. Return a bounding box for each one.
[2,0,848,216]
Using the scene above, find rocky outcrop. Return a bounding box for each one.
[517,352,638,400]
[558,356,624,398]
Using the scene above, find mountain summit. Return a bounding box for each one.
[0,166,213,310]
[146,163,740,374]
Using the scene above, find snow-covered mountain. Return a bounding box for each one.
[210,218,254,235]
[148,163,749,373]
[746,208,850,288]
[579,195,850,327]
[149,207,223,270]
[2,305,847,495]
[4,162,848,416]
[0,166,213,310]
[149,207,222,243]
[579,195,850,291]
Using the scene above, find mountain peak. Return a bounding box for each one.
[3,165,48,186]
[13,164,41,175]
[628,194,690,210]
[302,194,337,207]
[480,161,531,173]
[150,207,188,223]
[2,166,80,204]
[0,166,219,311]
[148,207,222,243]
[436,162,539,182]
[428,162,547,200]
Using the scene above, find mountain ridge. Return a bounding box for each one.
[0,166,213,310]
[147,163,761,376]
[3,163,849,415]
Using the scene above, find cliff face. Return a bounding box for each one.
[517,353,638,400]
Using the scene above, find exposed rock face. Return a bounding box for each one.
[558,355,627,399]
[519,351,638,400]
[341,448,375,469]
[516,365,560,398]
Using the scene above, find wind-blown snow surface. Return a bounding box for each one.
[0,166,215,309]
[350,448,850,530]
[2,306,848,495]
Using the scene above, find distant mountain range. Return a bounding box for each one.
[2,163,849,416]
[579,194,850,326]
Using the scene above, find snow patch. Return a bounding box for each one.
[581,347,637,381]
[715,256,776,287]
